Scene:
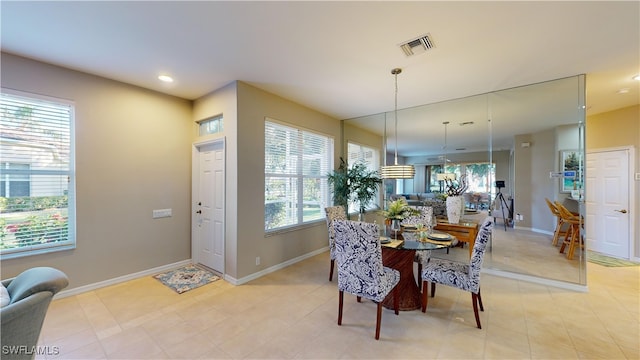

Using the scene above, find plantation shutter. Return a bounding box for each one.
[0,90,75,258]
[264,119,333,231]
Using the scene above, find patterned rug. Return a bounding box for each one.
[153,264,220,294]
[587,251,640,267]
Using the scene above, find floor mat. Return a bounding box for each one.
[587,251,640,267]
[153,264,220,294]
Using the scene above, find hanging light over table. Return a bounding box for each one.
[380,68,415,179]
[436,121,456,181]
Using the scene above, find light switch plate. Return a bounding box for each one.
[635,173,640,181]
[153,208,172,218]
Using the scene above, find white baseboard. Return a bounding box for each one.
[55,247,331,297]
[55,259,192,299]
[224,247,329,285]
[482,268,588,292]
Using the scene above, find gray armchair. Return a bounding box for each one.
[1,267,69,360]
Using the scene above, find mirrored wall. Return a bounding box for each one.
[343,75,586,288]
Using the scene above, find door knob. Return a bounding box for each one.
[614,209,627,214]
[196,210,202,214]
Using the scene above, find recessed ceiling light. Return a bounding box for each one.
[633,75,640,81]
[158,74,174,83]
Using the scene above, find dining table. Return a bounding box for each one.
[380,231,457,311]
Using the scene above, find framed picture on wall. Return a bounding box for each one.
[560,149,581,193]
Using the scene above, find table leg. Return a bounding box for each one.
[381,248,421,311]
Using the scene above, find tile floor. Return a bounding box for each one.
[38,231,639,359]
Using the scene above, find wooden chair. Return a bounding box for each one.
[333,219,400,340]
[555,201,583,260]
[545,198,568,246]
[324,206,346,281]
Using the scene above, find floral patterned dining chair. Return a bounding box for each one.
[324,206,346,281]
[401,206,434,285]
[332,219,400,340]
[420,217,493,329]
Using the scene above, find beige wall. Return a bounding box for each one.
[192,81,239,278]
[193,81,342,281]
[1,53,194,289]
[587,105,640,258]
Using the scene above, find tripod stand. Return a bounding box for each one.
[494,187,513,231]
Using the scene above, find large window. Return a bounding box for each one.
[428,162,495,194]
[0,89,75,258]
[347,142,380,212]
[265,119,333,231]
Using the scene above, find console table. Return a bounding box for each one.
[434,220,479,257]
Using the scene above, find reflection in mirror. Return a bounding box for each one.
[343,75,586,289]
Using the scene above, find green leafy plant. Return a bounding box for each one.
[379,198,419,220]
[327,158,382,217]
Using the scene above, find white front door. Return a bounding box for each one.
[585,149,630,259]
[193,140,225,273]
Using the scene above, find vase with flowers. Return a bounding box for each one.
[444,174,468,224]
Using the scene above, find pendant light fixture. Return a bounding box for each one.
[380,68,415,179]
[436,121,456,181]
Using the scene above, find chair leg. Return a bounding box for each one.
[393,287,399,315]
[567,227,580,260]
[431,282,436,298]
[338,290,344,326]
[417,263,422,291]
[421,281,429,312]
[375,302,382,340]
[329,259,335,281]
[559,226,573,254]
[357,296,362,303]
[472,293,482,329]
[477,288,484,312]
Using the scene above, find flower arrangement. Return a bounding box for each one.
[379,198,420,220]
[444,174,468,196]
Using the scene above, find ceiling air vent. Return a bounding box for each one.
[399,33,435,56]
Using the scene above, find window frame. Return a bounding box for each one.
[264,118,334,233]
[0,88,76,259]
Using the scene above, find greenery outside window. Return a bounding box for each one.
[265,119,333,231]
[1,89,75,259]
[428,162,495,194]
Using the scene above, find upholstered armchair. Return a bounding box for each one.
[324,206,346,281]
[420,217,493,329]
[1,267,69,360]
[333,219,400,340]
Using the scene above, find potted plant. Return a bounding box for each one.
[444,174,468,224]
[327,158,382,220]
[378,198,420,238]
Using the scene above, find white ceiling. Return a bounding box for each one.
[2,1,638,155]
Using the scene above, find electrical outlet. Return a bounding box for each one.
[256,257,261,266]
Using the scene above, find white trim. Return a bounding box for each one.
[192,137,226,274]
[55,259,192,299]
[483,268,588,292]
[224,247,328,285]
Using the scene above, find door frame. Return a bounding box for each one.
[587,145,636,261]
[191,137,226,273]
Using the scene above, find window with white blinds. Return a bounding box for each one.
[0,89,75,258]
[265,119,333,232]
